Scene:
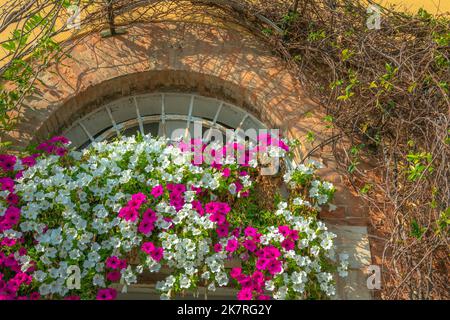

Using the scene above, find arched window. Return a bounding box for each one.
[64,93,267,149]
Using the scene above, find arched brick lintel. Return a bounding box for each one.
[3,22,326,162]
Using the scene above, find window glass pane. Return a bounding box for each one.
[109,97,135,123]
[216,103,246,128]
[80,109,112,138]
[192,96,220,121]
[164,94,190,115]
[135,95,162,116]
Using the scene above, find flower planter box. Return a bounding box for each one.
[118,258,242,299]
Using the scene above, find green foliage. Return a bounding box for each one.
[337,69,359,101]
[306,131,315,143]
[405,151,434,181]
[410,219,426,239]
[360,183,372,194]
[435,207,450,236]
[323,115,334,128]
[282,11,299,25]
[0,10,63,133]
[347,144,364,174]
[340,49,354,62]
[307,29,326,42]
[262,28,273,36]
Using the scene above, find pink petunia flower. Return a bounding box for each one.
[0,154,17,172]
[0,177,15,192]
[281,239,295,251]
[138,219,154,235]
[141,242,155,255]
[118,206,139,222]
[242,239,257,252]
[150,185,164,198]
[96,288,117,300]
[150,247,164,262]
[1,238,16,247]
[256,257,269,271]
[216,224,229,238]
[222,167,231,177]
[225,238,239,253]
[6,193,19,206]
[230,268,242,279]
[267,259,282,275]
[106,271,121,282]
[237,287,253,300]
[105,256,120,269]
[244,226,258,238]
[213,243,222,253]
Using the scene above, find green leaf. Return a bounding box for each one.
[410,219,425,239]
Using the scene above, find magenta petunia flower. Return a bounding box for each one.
[48,136,70,145]
[234,181,243,193]
[263,246,281,259]
[138,219,154,235]
[21,156,37,167]
[118,259,127,270]
[141,242,155,255]
[96,288,117,300]
[128,192,147,208]
[240,190,250,198]
[230,268,242,279]
[281,239,295,251]
[225,238,239,253]
[118,206,139,222]
[237,287,253,300]
[205,202,218,214]
[29,292,41,300]
[288,229,299,241]
[105,256,120,269]
[0,177,15,192]
[251,271,264,284]
[1,238,16,247]
[6,193,19,206]
[150,247,164,262]
[267,259,282,275]
[244,226,258,238]
[258,295,271,300]
[278,225,291,237]
[216,224,229,238]
[209,213,226,225]
[213,243,222,253]
[55,147,67,157]
[222,167,231,177]
[191,200,204,215]
[216,203,231,215]
[255,257,269,271]
[106,271,121,282]
[150,185,164,198]
[242,239,257,252]
[4,206,20,225]
[0,154,17,172]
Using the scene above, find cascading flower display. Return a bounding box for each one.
[0,133,347,300]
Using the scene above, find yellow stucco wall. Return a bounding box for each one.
[0,0,448,61]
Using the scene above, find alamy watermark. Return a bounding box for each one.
[66,5,81,30]
[169,121,286,176]
[366,5,381,30]
[366,265,381,290]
